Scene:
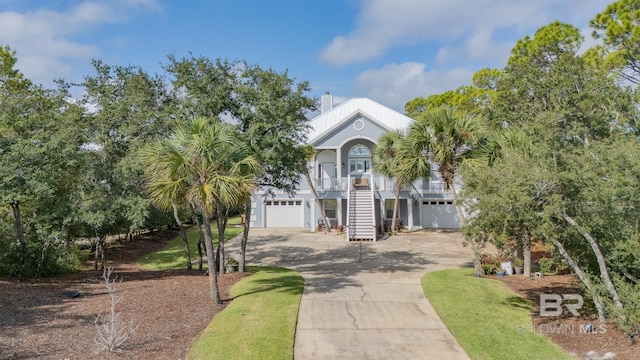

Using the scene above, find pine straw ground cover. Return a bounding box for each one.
[0,230,249,360]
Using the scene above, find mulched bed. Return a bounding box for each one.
[0,231,250,360]
[494,273,639,360]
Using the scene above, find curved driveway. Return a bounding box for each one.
[228,228,473,360]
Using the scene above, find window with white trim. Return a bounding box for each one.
[348,145,371,174]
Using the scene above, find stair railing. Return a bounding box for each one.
[369,172,376,241]
[347,174,355,241]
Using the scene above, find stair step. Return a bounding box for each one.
[348,189,375,242]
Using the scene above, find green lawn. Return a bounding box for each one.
[138,216,243,270]
[186,267,304,360]
[422,268,574,360]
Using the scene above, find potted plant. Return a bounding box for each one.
[512,257,523,274]
[225,257,239,273]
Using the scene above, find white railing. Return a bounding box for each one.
[426,181,447,193]
[346,174,352,241]
[371,177,412,192]
[314,178,349,191]
[314,177,447,194]
[369,172,377,241]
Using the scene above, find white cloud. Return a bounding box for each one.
[328,0,612,111]
[319,0,611,67]
[0,0,161,86]
[351,62,473,112]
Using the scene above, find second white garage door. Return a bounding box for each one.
[265,199,303,227]
[421,200,460,229]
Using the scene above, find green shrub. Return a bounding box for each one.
[0,236,81,278]
[512,257,523,268]
[612,275,640,337]
[538,257,554,274]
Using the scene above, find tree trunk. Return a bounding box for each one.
[623,269,639,284]
[240,199,251,272]
[522,227,532,278]
[552,238,606,323]
[201,209,222,304]
[450,184,484,274]
[563,213,624,314]
[191,203,205,270]
[94,235,106,271]
[94,238,100,271]
[100,235,106,271]
[172,203,192,270]
[391,182,401,233]
[217,207,229,274]
[304,169,330,233]
[197,230,204,270]
[11,200,26,262]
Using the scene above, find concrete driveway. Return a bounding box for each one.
[226,228,473,360]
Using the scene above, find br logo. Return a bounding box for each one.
[540,293,583,317]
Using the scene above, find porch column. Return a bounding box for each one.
[311,154,317,180]
[407,198,414,231]
[336,199,343,226]
[309,198,316,232]
[379,198,386,229]
[336,147,342,189]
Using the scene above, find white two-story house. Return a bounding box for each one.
[249,93,460,241]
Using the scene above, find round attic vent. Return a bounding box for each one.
[353,119,365,131]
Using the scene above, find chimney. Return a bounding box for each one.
[321,92,333,114]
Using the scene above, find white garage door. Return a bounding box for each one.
[421,200,460,229]
[265,200,303,227]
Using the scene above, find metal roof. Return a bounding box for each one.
[307,98,413,144]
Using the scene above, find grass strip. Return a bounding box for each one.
[138,216,243,270]
[422,268,573,360]
[187,267,304,360]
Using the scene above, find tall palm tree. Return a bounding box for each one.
[374,130,430,232]
[140,117,258,304]
[408,107,484,273]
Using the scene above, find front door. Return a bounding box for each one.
[322,162,335,190]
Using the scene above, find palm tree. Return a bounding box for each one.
[140,117,258,304]
[408,107,484,274]
[374,131,430,232]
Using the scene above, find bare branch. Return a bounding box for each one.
[94,267,138,353]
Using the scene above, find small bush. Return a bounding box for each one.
[512,257,523,268]
[481,253,502,274]
[538,257,555,274]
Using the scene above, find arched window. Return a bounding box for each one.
[348,145,371,173]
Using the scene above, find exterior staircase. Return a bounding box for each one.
[347,185,376,241]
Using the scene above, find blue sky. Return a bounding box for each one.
[0,0,612,112]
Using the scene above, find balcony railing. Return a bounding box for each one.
[372,178,411,192]
[315,178,349,191]
[313,177,448,194]
[426,181,447,193]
